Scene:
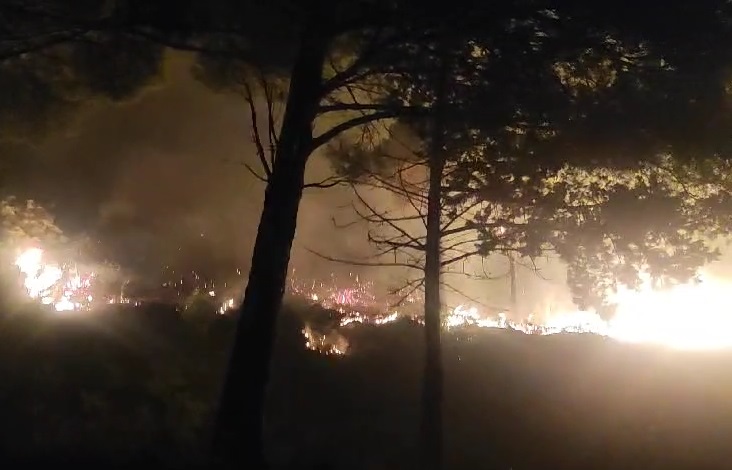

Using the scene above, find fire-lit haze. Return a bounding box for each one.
[4,51,732,353]
[14,243,732,353]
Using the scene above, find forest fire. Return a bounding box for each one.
[15,247,96,312]
[298,271,732,354]
[13,246,732,352]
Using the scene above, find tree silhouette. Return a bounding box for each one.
[0,2,164,141]
[322,3,732,469]
[10,2,732,468]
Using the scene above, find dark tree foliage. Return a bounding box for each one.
[7,2,732,469]
[331,1,732,316]
[438,3,732,315]
[0,2,164,140]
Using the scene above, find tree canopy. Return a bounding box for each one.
[325,0,732,315]
[4,2,732,468]
[0,2,165,140]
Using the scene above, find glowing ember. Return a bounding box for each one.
[218,297,236,315]
[289,274,381,313]
[302,324,348,356]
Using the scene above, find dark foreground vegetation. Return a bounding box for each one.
[0,301,730,470]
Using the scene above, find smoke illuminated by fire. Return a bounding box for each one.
[298,270,732,355]
[12,247,732,353]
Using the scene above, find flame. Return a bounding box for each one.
[442,271,732,350]
[14,247,95,312]
[218,297,235,315]
[298,270,732,355]
[604,273,732,349]
[302,324,348,356]
[13,248,732,352]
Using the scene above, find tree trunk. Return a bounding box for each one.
[508,253,517,317]
[420,38,449,470]
[211,27,328,470]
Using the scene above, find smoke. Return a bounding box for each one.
[2,49,731,313]
[0,51,377,289]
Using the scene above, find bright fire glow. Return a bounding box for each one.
[605,273,732,349]
[12,247,732,353]
[15,247,95,312]
[218,297,235,315]
[300,270,732,355]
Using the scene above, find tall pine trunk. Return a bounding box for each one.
[420,37,449,470]
[508,253,517,317]
[211,26,328,470]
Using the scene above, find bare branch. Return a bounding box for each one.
[389,277,425,307]
[363,172,428,203]
[441,251,478,268]
[441,200,482,233]
[353,185,426,249]
[442,266,511,281]
[242,81,272,179]
[243,163,268,183]
[514,255,552,281]
[319,103,425,114]
[311,110,400,152]
[255,70,280,161]
[321,30,387,94]
[306,247,422,270]
[304,176,347,189]
[441,282,508,313]
[441,225,478,237]
[441,237,481,253]
[367,232,424,252]
[331,213,361,230]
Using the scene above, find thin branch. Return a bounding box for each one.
[306,247,422,270]
[442,224,478,237]
[441,200,482,233]
[367,232,424,252]
[441,237,481,253]
[515,254,552,281]
[387,276,423,296]
[395,163,428,224]
[353,185,426,249]
[442,281,509,313]
[442,266,511,281]
[364,171,428,203]
[441,251,478,267]
[331,214,361,230]
[243,163,268,183]
[389,278,425,308]
[354,208,424,223]
[255,69,280,162]
[311,110,400,152]
[321,29,387,94]
[304,176,347,189]
[242,81,272,179]
[318,103,425,114]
